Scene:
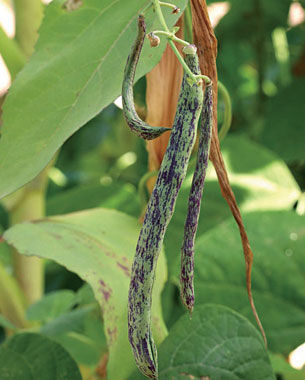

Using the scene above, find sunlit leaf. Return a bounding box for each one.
[180,211,305,355]
[165,135,300,270]
[0,0,187,199]
[3,208,167,379]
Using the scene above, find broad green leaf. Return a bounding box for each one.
[131,304,275,380]
[40,305,95,336]
[47,181,139,217]
[3,208,168,380]
[54,331,105,367]
[44,308,107,366]
[165,135,300,271]
[26,290,77,322]
[210,136,300,211]
[0,0,187,199]
[75,283,96,305]
[260,78,305,161]
[0,332,82,380]
[176,211,305,355]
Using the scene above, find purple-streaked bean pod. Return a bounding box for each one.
[128,47,204,379]
[122,15,170,140]
[180,83,213,314]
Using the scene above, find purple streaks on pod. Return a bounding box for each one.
[122,15,170,140]
[180,84,213,314]
[128,53,204,378]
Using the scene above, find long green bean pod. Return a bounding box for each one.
[122,15,170,140]
[180,84,213,314]
[128,47,204,379]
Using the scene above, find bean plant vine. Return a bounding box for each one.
[121,1,268,378]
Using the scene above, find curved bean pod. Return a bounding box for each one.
[122,15,170,140]
[180,83,213,314]
[128,50,204,379]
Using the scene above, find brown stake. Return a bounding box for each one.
[190,0,266,345]
[145,17,184,193]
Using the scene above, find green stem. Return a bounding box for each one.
[153,0,170,32]
[152,30,189,46]
[10,190,45,305]
[13,0,44,57]
[4,0,47,307]
[159,1,179,11]
[0,262,28,329]
[152,0,210,85]
[218,81,232,141]
[7,161,53,305]
[0,26,26,79]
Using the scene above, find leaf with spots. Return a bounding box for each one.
[3,208,168,380]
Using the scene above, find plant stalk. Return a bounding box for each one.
[0,26,26,79]
[10,189,45,305]
[152,0,211,84]
[5,0,46,306]
[0,262,28,329]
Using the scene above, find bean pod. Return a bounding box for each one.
[180,84,213,313]
[128,48,204,379]
[122,15,170,140]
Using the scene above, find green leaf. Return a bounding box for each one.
[0,333,82,380]
[47,181,140,217]
[131,304,275,380]
[165,135,300,271]
[75,283,96,305]
[3,208,168,380]
[0,0,187,199]
[260,78,305,161]
[178,211,305,356]
[54,331,104,367]
[40,305,95,336]
[26,290,77,322]
[41,306,107,367]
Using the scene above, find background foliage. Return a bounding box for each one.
[0,0,304,379]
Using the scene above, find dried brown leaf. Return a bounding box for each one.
[190,0,266,345]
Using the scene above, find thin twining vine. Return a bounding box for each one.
[148,0,211,85]
[145,0,232,139]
